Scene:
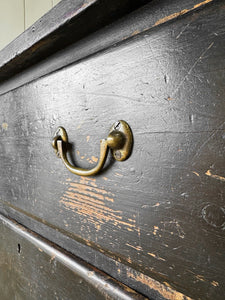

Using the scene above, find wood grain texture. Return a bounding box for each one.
[0,0,224,299]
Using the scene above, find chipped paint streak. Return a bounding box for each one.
[211,281,219,287]
[195,275,205,282]
[87,271,95,277]
[105,196,114,203]
[69,182,115,197]
[131,30,140,36]
[153,226,159,235]
[86,158,94,164]
[152,203,160,207]
[127,271,192,300]
[1,122,8,130]
[192,171,200,177]
[61,194,119,218]
[80,176,97,187]
[91,156,98,163]
[128,218,135,222]
[205,170,225,182]
[63,191,107,207]
[154,0,213,27]
[50,255,56,263]
[126,243,142,251]
[148,252,166,262]
[76,148,98,164]
[115,172,123,177]
[163,282,173,289]
[123,0,213,42]
[61,177,136,231]
[61,196,135,230]
[68,185,104,201]
[126,257,132,264]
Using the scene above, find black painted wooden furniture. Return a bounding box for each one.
[0,0,224,299]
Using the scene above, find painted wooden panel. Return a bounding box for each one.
[0,0,24,50]
[0,215,143,300]
[0,1,224,298]
[0,0,224,299]
[25,0,52,29]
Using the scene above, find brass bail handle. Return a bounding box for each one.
[52,120,133,176]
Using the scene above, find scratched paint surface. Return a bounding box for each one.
[0,1,225,299]
[0,217,145,300]
[61,177,137,232]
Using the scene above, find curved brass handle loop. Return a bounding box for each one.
[52,120,133,176]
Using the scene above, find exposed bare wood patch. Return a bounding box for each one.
[153,0,213,27]
[50,254,56,263]
[195,274,205,282]
[192,171,200,177]
[91,156,98,163]
[153,226,159,236]
[131,30,140,36]
[205,170,225,182]
[61,177,136,231]
[115,172,123,177]
[152,203,160,207]
[126,243,142,251]
[1,122,8,130]
[127,270,192,300]
[211,281,219,287]
[147,252,166,262]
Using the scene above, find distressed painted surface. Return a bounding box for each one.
[61,177,137,232]
[0,215,145,300]
[0,0,225,299]
[0,0,214,88]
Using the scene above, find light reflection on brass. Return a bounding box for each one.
[52,120,133,176]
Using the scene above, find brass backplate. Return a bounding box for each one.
[109,120,133,161]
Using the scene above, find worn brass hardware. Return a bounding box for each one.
[52,120,133,176]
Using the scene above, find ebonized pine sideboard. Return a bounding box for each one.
[0,0,224,299]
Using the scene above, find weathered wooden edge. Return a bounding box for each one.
[0,213,148,300]
[0,0,149,83]
[0,0,215,95]
[0,205,192,300]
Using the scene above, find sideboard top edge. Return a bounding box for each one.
[0,0,149,83]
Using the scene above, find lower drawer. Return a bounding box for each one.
[0,214,145,300]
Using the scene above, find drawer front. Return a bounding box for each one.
[0,215,144,300]
[0,1,225,299]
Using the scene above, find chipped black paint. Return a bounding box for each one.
[0,0,224,299]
